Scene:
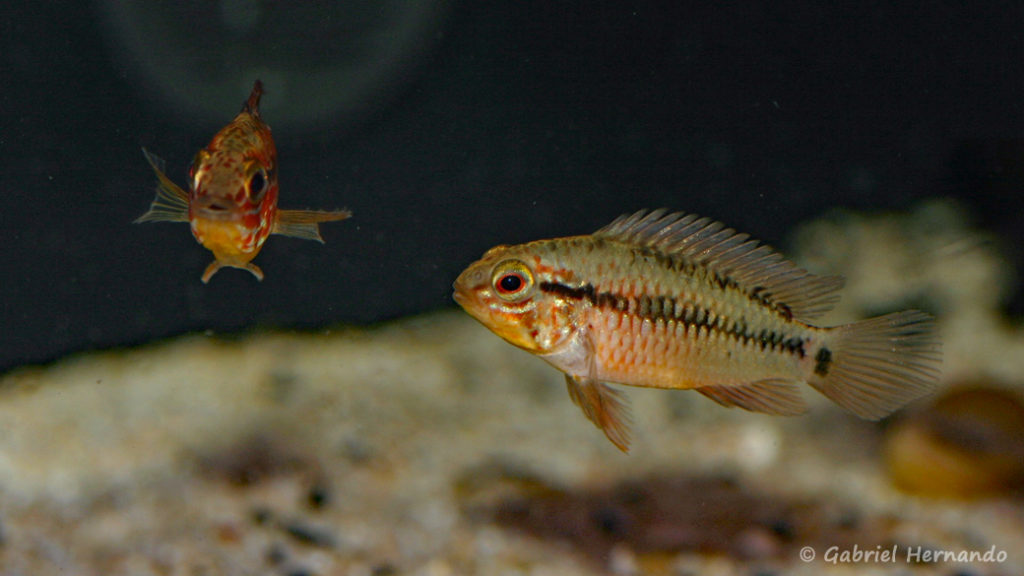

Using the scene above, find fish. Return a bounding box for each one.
[136,80,351,283]
[453,209,942,452]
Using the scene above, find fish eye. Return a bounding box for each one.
[248,169,268,201]
[491,260,534,300]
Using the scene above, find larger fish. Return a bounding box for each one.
[453,209,942,451]
[136,80,351,283]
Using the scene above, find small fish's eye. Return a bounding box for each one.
[491,260,534,300]
[248,169,268,200]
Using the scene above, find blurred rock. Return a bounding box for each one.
[885,385,1024,498]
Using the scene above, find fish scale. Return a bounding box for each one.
[454,209,942,451]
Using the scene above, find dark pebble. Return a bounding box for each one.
[265,542,288,566]
[768,518,795,540]
[372,564,398,576]
[283,520,336,548]
[307,482,331,510]
[251,506,274,525]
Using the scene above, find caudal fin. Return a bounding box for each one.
[809,310,941,419]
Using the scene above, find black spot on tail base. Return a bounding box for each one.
[814,347,833,376]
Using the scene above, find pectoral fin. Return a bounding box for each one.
[273,209,352,242]
[696,379,807,415]
[136,148,189,223]
[565,375,633,452]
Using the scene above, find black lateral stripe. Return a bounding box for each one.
[538,281,806,357]
[538,281,595,302]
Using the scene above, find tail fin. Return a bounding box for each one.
[808,310,941,419]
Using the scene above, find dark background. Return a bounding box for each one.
[3,2,1024,373]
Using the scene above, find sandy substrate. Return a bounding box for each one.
[0,200,1021,575]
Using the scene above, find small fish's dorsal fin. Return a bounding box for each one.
[244,80,264,117]
[594,209,844,320]
[273,209,353,242]
[135,148,189,223]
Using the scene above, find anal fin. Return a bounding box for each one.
[696,379,808,416]
[273,209,352,242]
[565,375,633,452]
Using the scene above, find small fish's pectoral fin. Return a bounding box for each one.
[696,379,808,416]
[201,261,225,284]
[565,375,633,452]
[273,209,353,242]
[243,263,265,282]
[201,261,265,283]
[136,148,190,224]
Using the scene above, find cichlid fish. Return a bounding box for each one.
[136,80,351,283]
[453,209,942,451]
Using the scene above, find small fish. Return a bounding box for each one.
[136,80,351,283]
[453,209,942,451]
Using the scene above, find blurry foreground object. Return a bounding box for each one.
[884,385,1024,499]
[100,1,449,131]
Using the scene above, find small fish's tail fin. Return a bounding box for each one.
[808,310,941,419]
[135,148,190,224]
[273,209,353,242]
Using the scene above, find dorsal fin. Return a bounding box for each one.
[243,80,264,117]
[594,209,844,321]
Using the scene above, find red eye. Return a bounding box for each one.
[497,272,526,294]
[491,260,534,300]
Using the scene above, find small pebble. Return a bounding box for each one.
[282,520,336,548]
[265,543,288,566]
[307,482,331,510]
[608,543,639,575]
[251,507,274,525]
[734,527,781,559]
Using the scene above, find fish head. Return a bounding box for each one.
[187,124,279,265]
[453,243,580,354]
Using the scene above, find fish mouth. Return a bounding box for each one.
[193,197,242,221]
[452,266,486,309]
[452,284,476,314]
